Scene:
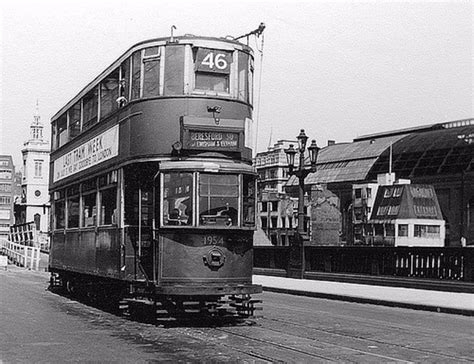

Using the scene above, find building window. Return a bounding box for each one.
[366,188,372,199]
[385,224,395,236]
[34,213,41,231]
[0,184,11,193]
[354,188,362,199]
[261,216,268,229]
[0,196,11,205]
[271,216,278,228]
[398,224,408,237]
[281,217,286,228]
[34,160,43,177]
[271,201,278,212]
[414,225,440,238]
[353,207,363,221]
[393,187,403,197]
[261,202,268,212]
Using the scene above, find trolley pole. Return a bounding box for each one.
[285,130,320,279]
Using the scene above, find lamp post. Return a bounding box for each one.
[284,129,320,278]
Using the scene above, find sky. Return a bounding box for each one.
[1,0,472,168]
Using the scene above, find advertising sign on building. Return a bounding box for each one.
[53,125,119,182]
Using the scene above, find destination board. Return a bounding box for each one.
[184,130,240,150]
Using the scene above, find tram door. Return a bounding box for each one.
[123,167,155,282]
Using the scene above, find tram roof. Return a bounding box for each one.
[51,34,254,121]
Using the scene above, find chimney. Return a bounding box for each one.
[327,140,335,146]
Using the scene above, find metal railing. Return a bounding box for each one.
[9,222,50,253]
[0,238,41,270]
[254,246,474,283]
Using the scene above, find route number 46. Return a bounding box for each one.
[201,52,228,70]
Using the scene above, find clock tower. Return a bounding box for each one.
[20,102,50,235]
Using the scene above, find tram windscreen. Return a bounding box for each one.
[162,172,193,226]
[199,174,238,227]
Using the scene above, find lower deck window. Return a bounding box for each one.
[163,172,193,226]
[100,187,117,225]
[83,192,97,227]
[54,199,65,229]
[160,171,255,228]
[67,195,79,228]
[199,174,238,227]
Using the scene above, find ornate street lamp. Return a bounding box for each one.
[284,129,320,278]
[285,129,320,236]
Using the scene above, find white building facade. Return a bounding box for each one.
[19,105,50,234]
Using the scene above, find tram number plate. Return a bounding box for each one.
[203,235,224,246]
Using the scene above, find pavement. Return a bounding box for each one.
[253,275,474,316]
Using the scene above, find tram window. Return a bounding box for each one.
[193,48,231,94]
[69,102,81,139]
[100,187,117,225]
[57,114,68,148]
[83,88,98,131]
[164,45,184,96]
[238,52,249,102]
[54,191,65,229]
[82,192,97,227]
[243,175,256,227]
[249,57,254,104]
[162,172,193,226]
[67,193,80,228]
[142,47,160,98]
[199,174,238,227]
[131,51,142,100]
[195,73,229,93]
[100,69,119,119]
[120,58,130,102]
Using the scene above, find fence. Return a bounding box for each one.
[9,222,49,252]
[254,246,474,283]
[0,238,41,270]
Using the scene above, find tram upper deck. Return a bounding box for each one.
[50,35,255,188]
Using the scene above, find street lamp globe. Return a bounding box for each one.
[297,129,308,152]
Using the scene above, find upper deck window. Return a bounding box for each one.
[100,68,119,119]
[83,87,98,131]
[131,47,162,100]
[238,51,250,102]
[142,47,161,98]
[194,48,232,94]
[69,102,81,139]
[57,114,68,148]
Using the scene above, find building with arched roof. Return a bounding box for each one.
[281,118,473,246]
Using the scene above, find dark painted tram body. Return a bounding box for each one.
[48,34,261,315]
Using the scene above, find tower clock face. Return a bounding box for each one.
[35,190,41,197]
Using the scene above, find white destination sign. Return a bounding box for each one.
[53,125,119,182]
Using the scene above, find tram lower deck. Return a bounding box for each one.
[49,160,261,317]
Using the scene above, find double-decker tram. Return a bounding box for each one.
[48,28,263,319]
